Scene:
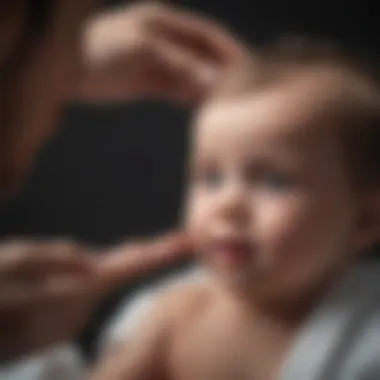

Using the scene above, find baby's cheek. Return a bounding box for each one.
[184,197,206,239]
[255,197,319,261]
[254,204,323,292]
[185,195,215,252]
[262,198,346,281]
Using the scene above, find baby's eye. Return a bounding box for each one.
[246,166,293,191]
[196,168,223,188]
[260,172,292,191]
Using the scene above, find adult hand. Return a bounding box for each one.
[78,2,246,104]
[0,233,190,362]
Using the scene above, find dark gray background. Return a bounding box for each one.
[0,0,378,360]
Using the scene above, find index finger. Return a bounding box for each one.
[94,232,192,293]
[152,5,246,63]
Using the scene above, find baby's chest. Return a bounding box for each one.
[167,311,293,380]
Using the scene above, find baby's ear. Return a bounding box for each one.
[353,189,380,254]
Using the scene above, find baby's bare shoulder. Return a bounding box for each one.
[91,280,215,380]
[158,278,216,326]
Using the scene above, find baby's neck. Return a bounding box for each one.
[214,279,333,326]
[208,262,355,325]
[252,289,325,324]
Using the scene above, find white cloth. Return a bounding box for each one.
[0,344,84,380]
[102,261,380,380]
[279,260,380,380]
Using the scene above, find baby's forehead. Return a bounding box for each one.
[196,68,350,140]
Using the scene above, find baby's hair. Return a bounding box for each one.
[208,37,380,191]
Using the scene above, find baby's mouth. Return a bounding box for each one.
[209,238,253,269]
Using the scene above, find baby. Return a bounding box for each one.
[91,40,380,380]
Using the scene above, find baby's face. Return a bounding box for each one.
[185,72,361,299]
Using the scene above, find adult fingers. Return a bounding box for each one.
[0,241,93,281]
[147,37,219,102]
[94,232,192,293]
[147,3,246,64]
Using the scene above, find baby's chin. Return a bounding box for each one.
[201,255,273,294]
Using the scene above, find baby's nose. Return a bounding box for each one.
[214,183,250,225]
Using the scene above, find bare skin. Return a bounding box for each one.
[90,281,297,380]
[90,69,380,380]
[0,233,192,361]
[0,1,245,360]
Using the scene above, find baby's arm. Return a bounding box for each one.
[90,278,210,380]
[89,297,169,380]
